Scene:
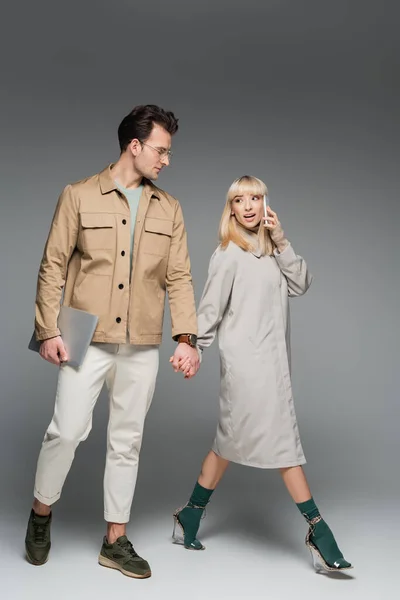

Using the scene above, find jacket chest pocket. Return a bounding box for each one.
[80,213,115,249]
[141,217,173,256]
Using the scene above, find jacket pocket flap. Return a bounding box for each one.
[80,213,114,228]
[144,217,173,236]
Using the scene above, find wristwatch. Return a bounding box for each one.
[176,333,197,348]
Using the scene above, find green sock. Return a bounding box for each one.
[296,498,351,569]
[189,481,214,508]
[177,482,214,549]
[297,497,320,521]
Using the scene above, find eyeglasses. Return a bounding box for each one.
[139,141,173,161]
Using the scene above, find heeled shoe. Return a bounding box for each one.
[172,504,206,551]
[305,515,353,573]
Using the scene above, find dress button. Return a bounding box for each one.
[121,250,125,256]
[118,284,124,289]
[116,317,121,323]
[122,219,127,225]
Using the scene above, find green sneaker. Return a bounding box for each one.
[25,509,52,565]
[98,535,151,579]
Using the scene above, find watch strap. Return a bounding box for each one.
[177,334,196,347]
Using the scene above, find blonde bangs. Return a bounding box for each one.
[227,176,268,203]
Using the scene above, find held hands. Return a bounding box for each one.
[263,206,289,253]
[169,343,200,380]
[39,335,68,365]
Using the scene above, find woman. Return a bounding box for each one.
[172,176,352,572]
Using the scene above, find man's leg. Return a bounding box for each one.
[98,344,159,579]
[26,343,115,565]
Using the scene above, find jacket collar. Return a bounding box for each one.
[99,164,160,200]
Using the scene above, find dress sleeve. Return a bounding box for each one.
[274,242,313,297]
[197,246,236,350]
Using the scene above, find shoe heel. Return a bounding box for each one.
[99,554,118,571]
[172,513,185,546]
[308,544,324,573]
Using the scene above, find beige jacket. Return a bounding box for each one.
[35,165,197,344]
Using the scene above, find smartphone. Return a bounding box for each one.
[263,194,268,224]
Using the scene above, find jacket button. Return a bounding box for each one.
[118,283,124,289]
[116,317,121,323]
[122,219,127,225]
[121,250,125,256]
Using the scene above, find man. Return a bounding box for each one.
[25,105,200,578]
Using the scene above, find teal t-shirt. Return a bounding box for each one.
[115,182,143,271]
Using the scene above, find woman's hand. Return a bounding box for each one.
[263,206,288,253]
[169,344,200,379]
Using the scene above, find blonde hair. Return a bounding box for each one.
[219,175,275,255]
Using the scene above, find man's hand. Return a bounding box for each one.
[39,336,68,365]
[169,343,200,380]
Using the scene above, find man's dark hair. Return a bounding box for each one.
[118,104,179,152]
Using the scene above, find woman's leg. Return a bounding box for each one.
[280,466,351,570]
[198,449,230,489]
[174,450,229,549]
[280,465,311,503]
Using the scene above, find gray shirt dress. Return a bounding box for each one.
[197,239,313,469]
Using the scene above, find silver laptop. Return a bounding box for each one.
[28,306,99,368]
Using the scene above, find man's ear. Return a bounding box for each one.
[129,138,142,157]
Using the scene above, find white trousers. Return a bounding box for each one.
[34,343,159,523]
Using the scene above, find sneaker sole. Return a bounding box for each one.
[98,554,151,579]
[25,549,49,566]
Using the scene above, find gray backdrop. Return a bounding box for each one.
[0,1,398,599]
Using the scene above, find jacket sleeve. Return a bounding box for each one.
[166,201,198,339]
[273,242,313,297]
[197,247,236,351]
[35,185,80,340]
